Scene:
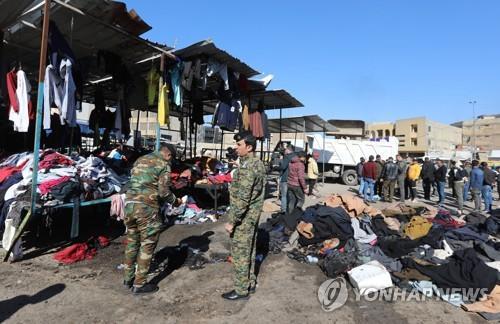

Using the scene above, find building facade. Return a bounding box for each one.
[367,117,462,157]
[452,114,500,154]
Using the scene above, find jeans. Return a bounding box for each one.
[358,177,366,197]
[471,188,482,211]
[398,178,405,202]
[463,181,470,201]
[287,185,305,214]
[454,181,464,212]
[437,181,446,206]
[482,185,493,212]
[279,182,288,213]
[363,178,375,202]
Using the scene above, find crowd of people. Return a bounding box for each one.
[355,155,499,215]
[277,144,321,215]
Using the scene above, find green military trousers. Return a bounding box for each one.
[123,203,162,286]
[231,216,259,295]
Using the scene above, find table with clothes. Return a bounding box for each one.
[0,150,130,260]
[259,193,500,319]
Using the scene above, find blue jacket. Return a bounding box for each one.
[279,152,296,183]
[470,167,484,190]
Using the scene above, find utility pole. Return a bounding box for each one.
[469,100,477,159]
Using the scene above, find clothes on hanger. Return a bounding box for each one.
[158,82,170,126]
[43,64,63,130]
[8,69,32,133]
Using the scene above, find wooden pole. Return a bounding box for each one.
[5,0,51,262]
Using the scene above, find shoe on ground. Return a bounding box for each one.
[249,285,258,294]
[222,290,249,300]
[132,283,159,295]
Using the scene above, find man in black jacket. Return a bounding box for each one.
[381,157,399,202]
[434,159,448,207]
[421,158,435,200]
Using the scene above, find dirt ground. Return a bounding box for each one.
[0,181,498,323]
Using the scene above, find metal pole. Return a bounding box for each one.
[31,0,51,216]
[303,119,306,153]
[5,0,53,261]
[156,54,165,152]
[135,110,140,148]
[194,124,198,157]
[322,126,326,185]
[279,107,282,144]
[220,130,224,160]
[260,140,264,160]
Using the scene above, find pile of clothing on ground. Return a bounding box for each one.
[0,150,129,259]
[161,195,222,224]
[261,193,500,320]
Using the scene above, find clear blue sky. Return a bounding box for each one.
[127,0,499,124]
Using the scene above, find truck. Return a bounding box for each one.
[273,135,399,186]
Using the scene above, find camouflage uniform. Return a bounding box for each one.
[124,152,176,286]
[227,154,266,296]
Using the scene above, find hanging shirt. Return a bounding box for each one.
[158,83,170,126]
[8,69,31,132]
[242,104,250,130]
[60,58,77,127]
[170,61,184,107]
[206,58,229,90]
[43,64,63,130]
[147,67,159,106]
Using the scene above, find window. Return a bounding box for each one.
[428,126,431,132]
[385,129,391,137]
[428,139,431,146]
[392,129,396,136]
[411,138,418,146]
[377,130,384,138]
[411,124,418,133]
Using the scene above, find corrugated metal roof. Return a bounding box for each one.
[267,115,338,133]
[0,0,36,30]
[174,40,260,78]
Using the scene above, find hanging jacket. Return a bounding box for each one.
[147,67,159,106]
[43,64,63,130]
[60,58,77,127]
[158,83,170,126]
[287,156,306,191]
[6,70,18,113]
[242,104,250,130]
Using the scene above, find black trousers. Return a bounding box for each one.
[422,179,433,200]
[308,179,317,195]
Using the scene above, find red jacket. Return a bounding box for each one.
[363,161,377,180]
[6,71,18,113]
[287,156,306,190]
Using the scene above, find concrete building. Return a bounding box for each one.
[452,114,500,155]
[326,119,366,140]
[366,117,462,157]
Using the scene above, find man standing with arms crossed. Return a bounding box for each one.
[123,143,181,295]
[223,131,265,300]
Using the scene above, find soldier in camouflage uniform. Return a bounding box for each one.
[222,131,266,301]
[123,143,180,295]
